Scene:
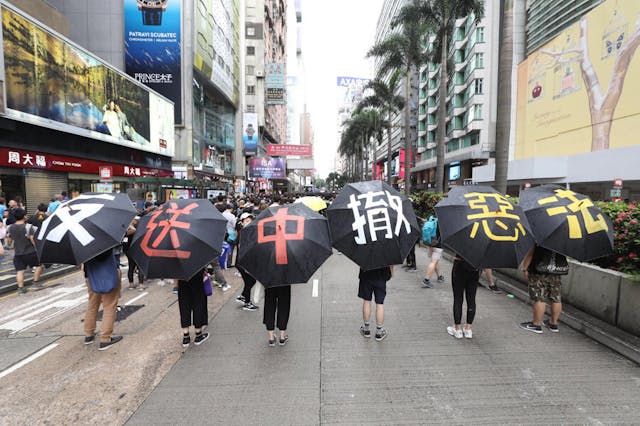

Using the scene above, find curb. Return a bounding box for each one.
[0,265,79,296]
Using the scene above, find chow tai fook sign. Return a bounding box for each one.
[0,4,175,157]
[266,144,313,157]
[248,158,286,179]
[0,147,173,178]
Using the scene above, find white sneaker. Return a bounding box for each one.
[447,326,463,339]
[463,328,473,339]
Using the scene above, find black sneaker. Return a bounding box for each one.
[98,335,123,351]
[235,295,246,304]
[519,321,543,334]
[32,282,43,290]
[375,329,388,341]
[488,284,502,294]
[84,334,95,345]
[543,319,559,333]
[279,335,289,346]
[194,332,209,345]
[243,302,258,311]
[268,337,276,347]
[18,287,27,294]
[407,266,417,272]
[359,325,371,338]
[182,334,191,348]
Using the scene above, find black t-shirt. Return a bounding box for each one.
[27,212,46,230]
[7,222,37,256]
[359,266,392,282]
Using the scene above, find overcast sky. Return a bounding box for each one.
[300,0,384,178]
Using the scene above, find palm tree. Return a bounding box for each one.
[494,0,513,194]
[357,71,405,185]
[397,0,484,193]
[339,108,385,181]
[367,2,428,195]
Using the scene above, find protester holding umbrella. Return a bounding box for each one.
[264,284,291,347]
[358,266,392,341]
[234,212,259,312]
[177,269,209,348]
[447,255,480,339]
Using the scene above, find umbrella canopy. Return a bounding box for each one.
[434,186,535,269]
[128,199,227,281]
[294,196,328,212]
[237,203,332,287]
[327,180,420,270]
[35,193,136,265]
[519,185,613,261]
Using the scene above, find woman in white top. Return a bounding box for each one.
[102,100,121,138]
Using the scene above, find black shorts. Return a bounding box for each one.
[13,252,40,271]
[358,279,387,304]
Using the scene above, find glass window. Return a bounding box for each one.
[247,85,255,95]
[476,27,485,43]
[247,46,255,55]
[474,104,483,120]
[475,53,484,68]
[474,79,483,94]
[246,65,254,75]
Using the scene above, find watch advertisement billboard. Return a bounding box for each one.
[243,112,258,156]
[1,5,175,157]
[248,157,286,179]
[266,63,285,105]
[124,0,182,124]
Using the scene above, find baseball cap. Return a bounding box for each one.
[239,212,254,220]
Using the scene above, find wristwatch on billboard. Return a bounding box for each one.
[137,0,168,26]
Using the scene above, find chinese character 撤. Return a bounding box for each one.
[465,192,526,241]
[348,190,411,245]
[537,189,608,238]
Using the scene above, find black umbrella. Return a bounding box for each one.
[519,185,613,261]
[35,193,136,265]
[327,180,421,270]
[434,186,535,269]
[236,203,332,287]
[128,199,227,281]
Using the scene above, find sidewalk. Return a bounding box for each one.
[127,246,640,424]
[0,248,77,295]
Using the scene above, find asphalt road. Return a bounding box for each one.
[1,249,639,424]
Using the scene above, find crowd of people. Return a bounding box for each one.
[1,190,566,351]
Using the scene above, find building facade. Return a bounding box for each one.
[411,1,501,190]
[0,0,174,211]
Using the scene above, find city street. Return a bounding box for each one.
[1,248,639,424]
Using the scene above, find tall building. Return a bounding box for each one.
[411,1,501,190]
[0,0,174,210]
[243,0,287,192]
[474,0,640,200]
[46,0,243,197]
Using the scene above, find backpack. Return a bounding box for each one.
[85,250,119,294]
[422,216,438,245]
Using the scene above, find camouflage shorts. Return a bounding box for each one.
[527,273,562,303]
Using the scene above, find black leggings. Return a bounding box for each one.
[126,253,144,284]
[239,267,256,302]
[263,285,291,331]
[451,260,479,325]
[178,277,208,329]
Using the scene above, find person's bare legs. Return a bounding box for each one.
[362,300,371,323]
[484,269,494,286]
[33,266,43,283]
[375,303,384,327]
[550,302,562,324]
[532,301,546,325]
[16,270,24,289]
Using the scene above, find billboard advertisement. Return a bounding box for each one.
[515,0,640,160]
[124,0,182,124]
[243,112,258,156]
[337,76,369,127]
[266,63,285,105]
[266,144,313,157]
[1,6,175,157]
[248,157,286,179]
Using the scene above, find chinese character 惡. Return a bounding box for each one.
[348,190,411,245]
[465,192,526,241]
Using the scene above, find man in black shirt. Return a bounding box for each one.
[27,203,48,230]
[7,208,42,293]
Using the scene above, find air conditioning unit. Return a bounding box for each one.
[256,70,264,78]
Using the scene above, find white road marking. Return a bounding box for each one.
[0,343,59,379]
[312,279,319,297]
[124,292,148,306]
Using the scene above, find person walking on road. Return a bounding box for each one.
[519,245,565,334]
[358,266,392,341]
[481,269,502,294]
[235,212,259,311]
[447,256,480,339]
[422,225,445,288]
[123,217,145,290]
[264,284,291,346]
[83,249,123,350]
[178,269,209,348]
[6,208,43,294]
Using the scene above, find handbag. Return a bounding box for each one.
[534,249,569,275]
[203,273,213,296]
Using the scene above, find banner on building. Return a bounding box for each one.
[1,5,175,157]
[248,157,286,179]
[266,63,285,105]
[336,76,369,127]
[243,113,259,156]
[124,0,182,124]
[266,144,312,157]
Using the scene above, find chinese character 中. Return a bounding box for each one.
[348,190,411,245]
[465,192,526,241]
[537,189,608,238]
[257,208,304,264]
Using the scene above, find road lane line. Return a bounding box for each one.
[0,343,59,379]
[312,279,319,297]
[124,292,148,306]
